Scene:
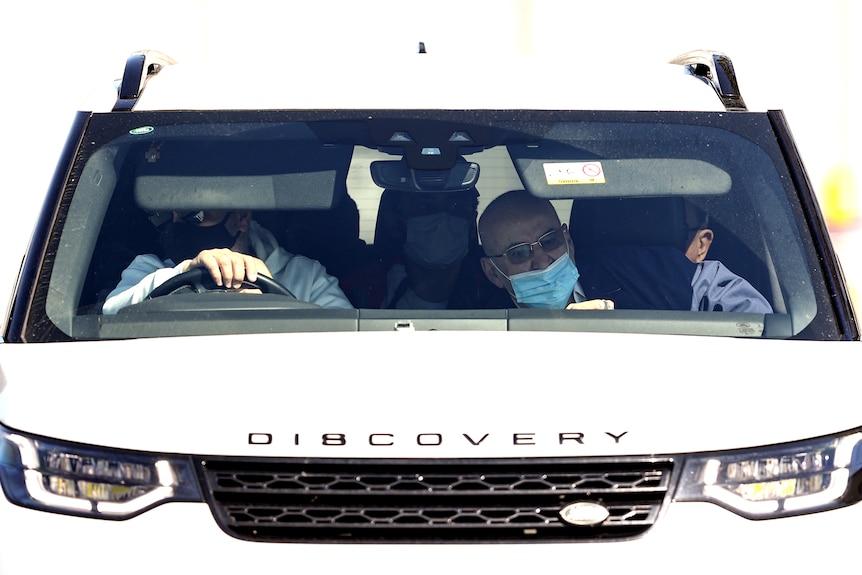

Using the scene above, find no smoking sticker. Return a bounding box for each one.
[543,162,606,185]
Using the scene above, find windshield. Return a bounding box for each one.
[22,110,837,341]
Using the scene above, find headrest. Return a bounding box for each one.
[569,196,688,251]
[374,188,480,258]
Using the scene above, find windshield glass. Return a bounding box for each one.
[25,110,836,341]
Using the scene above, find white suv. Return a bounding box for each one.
[0,48,859,574]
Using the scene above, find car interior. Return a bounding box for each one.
[31,113,828,341]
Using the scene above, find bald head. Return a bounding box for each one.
[478,190,561,256]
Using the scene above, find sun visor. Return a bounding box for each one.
[509,145,731,199]
[134,141,353,211]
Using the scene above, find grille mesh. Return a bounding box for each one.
[198,458,674,543]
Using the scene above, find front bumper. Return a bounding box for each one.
[1,492,858,574]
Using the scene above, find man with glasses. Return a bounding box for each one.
[102,209,353,313]
[478,190,771,312]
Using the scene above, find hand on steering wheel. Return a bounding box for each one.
[185,248,270,289]
[147,267,297,299]
[148,249,297,299]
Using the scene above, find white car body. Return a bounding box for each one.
[1,50,859,573]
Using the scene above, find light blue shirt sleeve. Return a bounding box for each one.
[270,252,354,310]
[249,220,353,309]
[691,260,773,313]
[101,255,187,314]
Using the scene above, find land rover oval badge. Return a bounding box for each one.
[559,502,610,526]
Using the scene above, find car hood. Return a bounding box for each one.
[0,331,857,457]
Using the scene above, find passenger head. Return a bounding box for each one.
[162,210,252,263]
[684,202,713,263]
[478,190,578,307]
[380,188,479,269]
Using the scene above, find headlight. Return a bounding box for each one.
[676,431,862,519]
[0,425,202,519]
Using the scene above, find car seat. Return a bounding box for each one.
[569,196,689,253]
[254,190,368,279]
[569,195,773,307]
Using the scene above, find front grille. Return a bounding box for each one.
[198,458,674,543]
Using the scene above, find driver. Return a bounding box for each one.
[102,209,353,313]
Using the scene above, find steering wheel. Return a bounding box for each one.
[147,267,298,300]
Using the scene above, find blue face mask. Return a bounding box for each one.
[495,251,580,309]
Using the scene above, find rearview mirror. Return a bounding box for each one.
[370,159,479,192]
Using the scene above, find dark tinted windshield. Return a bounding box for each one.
[19,110,842,341]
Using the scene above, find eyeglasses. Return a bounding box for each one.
[487,227,567,265]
